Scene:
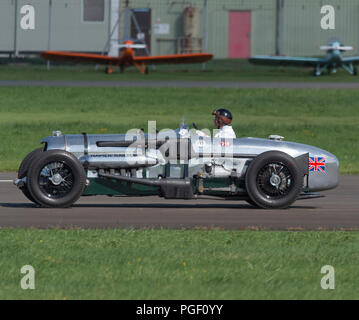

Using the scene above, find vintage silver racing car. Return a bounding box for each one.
[14,120,339,209]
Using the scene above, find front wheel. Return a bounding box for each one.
[18,148,43,204]
[27,150,86,208]
[245,151,303,209]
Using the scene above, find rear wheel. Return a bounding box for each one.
[245,151,303,209]
[27,150,86,208]
[18,148,43,204]
[245,199,259,207]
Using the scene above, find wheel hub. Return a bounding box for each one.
[256,162,293,199]
[39,161,75,199]
[269,174,281,188]
[49,173,63,185]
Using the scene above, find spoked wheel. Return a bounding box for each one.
[257,162,293,197]
[245,151,303,209]
[27,150,86,207]
[39,162,75,198]
[17,148,43,204]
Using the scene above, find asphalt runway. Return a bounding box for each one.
[0,173,358,230]
[1,80,359,89]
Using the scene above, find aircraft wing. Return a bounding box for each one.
[341,56,359,65]
[41,51,123,65]
[249,56,325,67]
[133,53,213,64]
[41,51,213,65]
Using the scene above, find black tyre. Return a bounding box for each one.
[18,148,43,204]
[245,199,259,207]
[245,151,303,209]
[27,150,86,208]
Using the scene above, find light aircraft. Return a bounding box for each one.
[41,41,213,74]
[249,39,359,76]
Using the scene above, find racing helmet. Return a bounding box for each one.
[212,108,233,128]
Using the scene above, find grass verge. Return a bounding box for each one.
[0,229,357,299]
[0,87,358,173]
[1,59,359,82]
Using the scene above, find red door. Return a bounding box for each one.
[228,11,251,58]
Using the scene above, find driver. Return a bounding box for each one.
[196,108,236,139]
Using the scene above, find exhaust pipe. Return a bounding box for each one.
[98,172,193,199]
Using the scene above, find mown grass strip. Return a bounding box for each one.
[1,60,359,82]
[0,87,358,172]
[0,229,358,299]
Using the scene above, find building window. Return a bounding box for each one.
[83,0,105,22]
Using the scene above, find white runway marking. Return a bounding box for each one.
[0,180,14,183]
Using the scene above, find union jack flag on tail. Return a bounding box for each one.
[309,156,326,172]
